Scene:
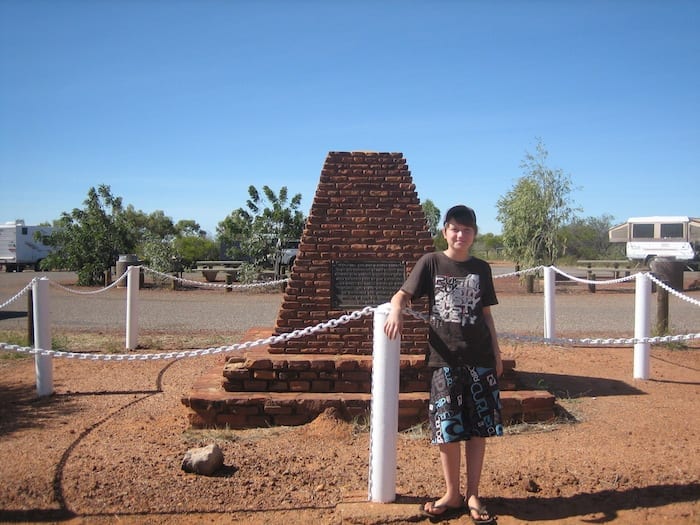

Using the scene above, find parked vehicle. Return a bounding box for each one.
[608,216,700,269]
[0,220,57,272]
[272,239,300,277]
[278,239,299,267]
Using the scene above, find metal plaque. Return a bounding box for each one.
[331,260,406,309]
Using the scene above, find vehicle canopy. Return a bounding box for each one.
[609,216,700,262]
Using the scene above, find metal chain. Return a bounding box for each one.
[647,272,700,307]
[49,272,128,295]
[492,265,545,280]
[550,266,638,285]
[498,331,700,347]
[0,305,376,360]
[143,266,288,291]
[0,279,35,309]
[403,305,700,346]
[2,265,699,359]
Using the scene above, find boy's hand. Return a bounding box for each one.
[495,352,503,377]
[383,309,403,340]
[384,290,410,340]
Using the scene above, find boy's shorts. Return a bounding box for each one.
[429,366,504,444]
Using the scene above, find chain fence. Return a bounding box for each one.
[1,265,699,362]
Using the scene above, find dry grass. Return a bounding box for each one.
[0,329,240,354]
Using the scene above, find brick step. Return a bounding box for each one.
[182,329,556,430]
[183,365,556,431]
[222,347,519,394]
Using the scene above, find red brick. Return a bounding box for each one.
[289,381,311,392]
[341,371,371,382]
[263,405,294,415]
[215,414,248,427]
[311,380,332,392]
[243,380,268,391]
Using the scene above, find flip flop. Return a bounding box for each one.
[468,504,495,524]
[420,498,466,522]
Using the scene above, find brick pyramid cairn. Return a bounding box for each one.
[182,152,555,429]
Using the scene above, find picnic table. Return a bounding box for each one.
[576,259,648,292]
[576,259,647,279]
[193,260,244,282]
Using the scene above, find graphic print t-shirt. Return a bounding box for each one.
[401,252,498,368]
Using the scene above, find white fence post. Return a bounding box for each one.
[543,266,555,341]
[126,265,139,350]
[368,303,400,503]
[634,273,651,379]
[32,277,53,397]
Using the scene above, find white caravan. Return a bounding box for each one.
[608,216,700,269]
[0,220,57,272]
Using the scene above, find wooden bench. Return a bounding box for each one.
[576,260,648,292]
[194,260,244,282]
[576,259,647,279]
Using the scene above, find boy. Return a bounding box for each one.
[384,205,502,524]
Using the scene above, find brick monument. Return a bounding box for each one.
[270,151,434,355]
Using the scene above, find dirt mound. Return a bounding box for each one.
[303,407,356,440]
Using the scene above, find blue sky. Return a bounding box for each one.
[1,1,698,237]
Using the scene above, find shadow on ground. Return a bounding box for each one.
[0,381,81,437]
[515,371,645,398]
[492,482,700,522]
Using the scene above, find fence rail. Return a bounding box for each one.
[1,264,699,381]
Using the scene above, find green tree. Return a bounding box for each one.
[561,214,624,260]
[121,209,215,271]
[174,236,219,268]
[472,232,504,259]
[217,185,305,268]
[120,207,181,276]
[140,233,177,286]
[433,230,447,251]
[123,206,177,241]
[496,139,579,268]
[175,219,206,238]
[42,185,136,285]
[421,199,441,238]
[421,199,444,250]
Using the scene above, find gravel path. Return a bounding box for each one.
[1,269,699,343]
[0,271,282,337]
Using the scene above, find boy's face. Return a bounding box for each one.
[443,221,476,252]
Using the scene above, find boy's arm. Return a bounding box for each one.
[383,289,412,340]
[482,306,503,377]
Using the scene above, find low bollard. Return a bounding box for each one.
[27,288,34,346]
[543,266,555,341]
[633,273,651,379]
[368,303,400,503]
[126,265,140,350]
[33,277,53,397]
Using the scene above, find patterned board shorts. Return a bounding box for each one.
[429,366,504,444]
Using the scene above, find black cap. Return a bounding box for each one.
[444,205,477,227]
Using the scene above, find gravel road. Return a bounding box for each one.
[1,269,699,344]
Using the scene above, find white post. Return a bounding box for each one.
[126,265,139,350]
[543,266,555,341]
[633,273,651,379]
[368,303,400,503]
[32,277,53,397]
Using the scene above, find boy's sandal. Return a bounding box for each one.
[468,504,495,524]
[419,497,466,521]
